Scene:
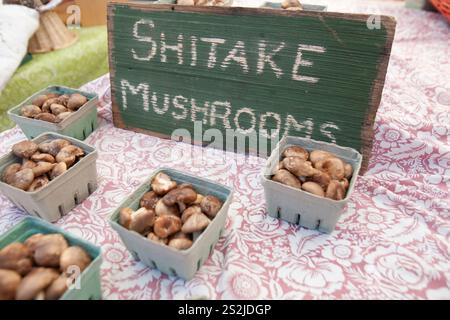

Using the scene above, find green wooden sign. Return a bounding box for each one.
[107,2,395,172]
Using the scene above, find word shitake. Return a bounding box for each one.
[0,233,92,300]
[272,146,353,200]
[120,172,223,250]
[2,139,85,192]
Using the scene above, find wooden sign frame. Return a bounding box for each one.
[107,2,396,173]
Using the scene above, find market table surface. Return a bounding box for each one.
[0,0,449,299]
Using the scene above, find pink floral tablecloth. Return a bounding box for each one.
[0,1,449,300]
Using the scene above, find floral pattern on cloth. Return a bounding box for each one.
[0,1,449,299]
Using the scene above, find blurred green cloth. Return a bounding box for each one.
[0,26,109,132]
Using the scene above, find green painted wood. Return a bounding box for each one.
[107,3,395,172]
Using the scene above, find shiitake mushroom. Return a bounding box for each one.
[60,246,92,274]
[200,195,222,219]
[0,269,21,300]
[0,243,33,276]
[151,172,177,195]
[12,141,38,159]
[32,234,68,268]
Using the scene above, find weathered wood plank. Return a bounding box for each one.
[107,2,396,173]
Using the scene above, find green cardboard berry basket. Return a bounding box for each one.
[0,132,98,222]
[0,217,102,300]
[8,86,98,140]
[261,136,362,233]
[110,167,233,280]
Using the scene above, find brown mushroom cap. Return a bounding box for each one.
[155,199,180,217]
[325,180,346,200]
[67,93,88,111]
[38,139,71,157]
[15,268,59,300]
[272,169,302,189]
[200,195,223,219]
[151,172,177,196]
[42,98,59,113]
[193,193,204,205]
[32,162,54,177]
[147,232,169,245]
[0,243,33,276]
[31,95,49,108]
[309,150,333,166]
[181,212,211,234]
[45,275,68,300]
[316,157,345,180]
[162,185,197,206]
[119,207,133,229]
[168,238,193,250]
[31,153,55,163]
[181,205,202,223]
[33,234,69,268]
[28,175,49,192]
[9,168,35,191]
[21,105,42,118]
[55,145,84,167]
[55,112,73,123]
[60,246,92,274]
[50,104,68,116]
[24,233,45,253]
[282,146,309,160]
[309,171,331,190]
[140,191,160,210]
[22,159,37,170]
[283,157,317,177]
[301,181,325,197]
[34,112,57,123]
[56,94,70,106]
[49,162,67,180]
[129,208,156,235]
[0,269,22,300]
[2,163,22,184]
[153,215,182,238]
[12,141,38,159]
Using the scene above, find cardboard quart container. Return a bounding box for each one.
[260,136,362,233]
[110,168,233,280]
[8,86,98,140]
[0,217,102,300]
[0,132,98,222]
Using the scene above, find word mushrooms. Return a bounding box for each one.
[1,138,84,192]
[119,172,223,251]
[271,146,353,200]
[20,92,88,123]
[0,233,92,300]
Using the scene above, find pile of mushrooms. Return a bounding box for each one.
[1,139,85,192]
[0,233,92,300]
[119,172,223,251]
[271,146,353,200]
[20,92,88,123]
[177,0,230,6]
[281,0,303,10]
